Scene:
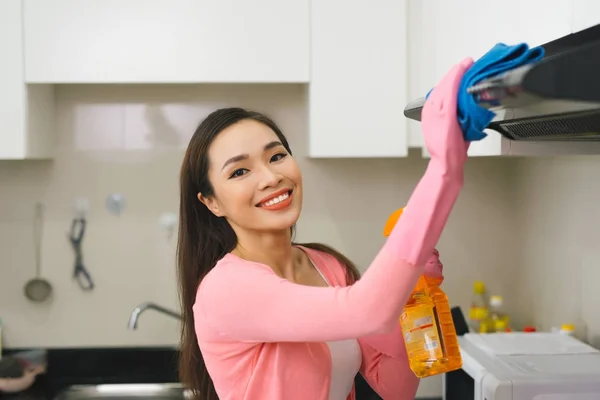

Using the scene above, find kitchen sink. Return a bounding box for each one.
[54,383,188,400]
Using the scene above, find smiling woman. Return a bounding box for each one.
[176,58,471,400]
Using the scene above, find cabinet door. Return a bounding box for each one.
[411,0,516,157]
[411,0,573,158]
[406,0,427,149]
[514,0,573,46]
[23,0,309,83]
[573,0,600,32]
[309,0,408,158]
[0,0,27,159]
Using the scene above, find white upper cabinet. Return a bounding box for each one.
[0,0,54,160]
[408,0,576,157]
[572,0,600,32]
[308,0,408,158]
[514,0,573,46]
[23,0,309,83]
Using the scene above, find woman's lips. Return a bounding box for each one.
[257,190,293,211]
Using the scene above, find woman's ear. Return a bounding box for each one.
[198,192,224,217]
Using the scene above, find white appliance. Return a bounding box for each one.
[443,332,600,400]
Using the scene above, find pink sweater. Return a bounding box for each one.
[195,246,425,400]
[193,59,469,400]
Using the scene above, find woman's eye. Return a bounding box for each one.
[270,153,288,162]
[229,169,247,179]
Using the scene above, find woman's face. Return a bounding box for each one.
[200,119,303,233]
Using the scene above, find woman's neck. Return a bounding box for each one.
[233,229,298,278]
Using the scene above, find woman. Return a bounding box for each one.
[177,57,474,400]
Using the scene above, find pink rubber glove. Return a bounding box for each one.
[424,248,444,284]
[388,58,474,267]
[423,59,474,170]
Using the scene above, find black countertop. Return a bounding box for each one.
[1,347,179,400]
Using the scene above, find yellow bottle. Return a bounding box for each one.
[486,295,510,333]
[384,207,463,378]
[469,281,489,332]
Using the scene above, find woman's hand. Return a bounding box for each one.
[424,248,444,284]
[421,58,474,172]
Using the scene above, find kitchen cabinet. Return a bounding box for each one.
[408,0,574,157]
[308,0,408,158]
[515,0,573,46]
[573,0,600,32]
[23,0,309,83]
[0,0,54,160]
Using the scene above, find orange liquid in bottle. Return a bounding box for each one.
[399,275,462,378]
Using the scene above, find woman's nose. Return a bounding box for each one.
[258,165,282,189]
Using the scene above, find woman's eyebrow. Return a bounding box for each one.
[221,141,283,171]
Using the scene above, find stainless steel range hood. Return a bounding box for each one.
[405,24,600,154]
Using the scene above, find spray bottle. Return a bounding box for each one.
[383,207,462,378]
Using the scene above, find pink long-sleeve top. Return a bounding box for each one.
[193,242,446,400]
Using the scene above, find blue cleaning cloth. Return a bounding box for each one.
[426,43,545,141]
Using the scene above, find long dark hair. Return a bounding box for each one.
[177,107,361,400]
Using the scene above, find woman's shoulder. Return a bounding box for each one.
[200,253,270,288]
[194,253,274,312]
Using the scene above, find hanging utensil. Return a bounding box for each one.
[69,217,95,291]
[24,203,53,302]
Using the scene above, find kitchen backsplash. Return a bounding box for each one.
[5,83,598,396]
[0,82,519,345]
[514,155,600,346]
[0,82,521,344]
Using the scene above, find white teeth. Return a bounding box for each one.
[261,192,289,207]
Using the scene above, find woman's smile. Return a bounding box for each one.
[256,189,293,211]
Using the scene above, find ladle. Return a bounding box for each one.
[24,202,53,302]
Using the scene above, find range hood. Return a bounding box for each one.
[405,24,600,154]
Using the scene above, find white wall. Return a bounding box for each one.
[514,156,600,345]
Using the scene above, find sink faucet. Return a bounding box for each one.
[128,301,182,330]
